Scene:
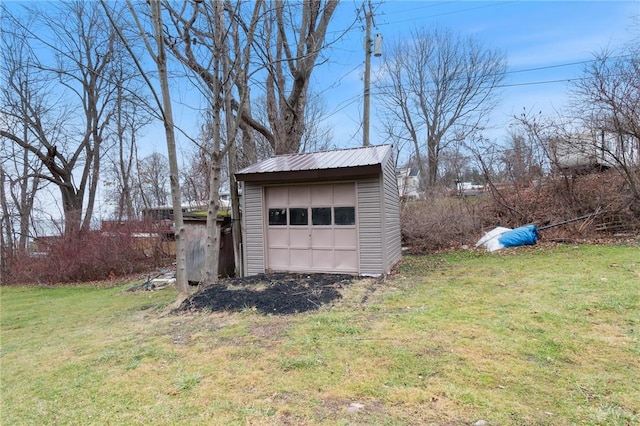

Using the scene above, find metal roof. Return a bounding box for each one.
[236,145,392,181]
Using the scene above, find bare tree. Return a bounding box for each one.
[500,131,545,188]
[0,167,11,276]
[180,140,213,209]
[299,95,335,152]
[251,91,335,155]
[0,2,127,234]
[376,27,507,187]
[146,0,190,296]
[161,0,340,280]
[135,153,171,209]
[101,0,344,282]
[156,0,257,283]
[165,1,341,156]
[256,0,339,154]
[103,49,153,221]
[99,0,191,297]
[0,17,46,252]
[571,45,640,203]
[439,139,473,188]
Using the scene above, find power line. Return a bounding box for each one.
[319,1,522,127]
[367,0,632,84]
[504,54,633,76]
[496,77,584,88]
[319,2,632,134]
[369,53,630,92]
[506,60,594,75]
[377,1,516,26]
[378,1,458,16]
[325,94,363,120]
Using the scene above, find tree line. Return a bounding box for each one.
[1,1,638,293]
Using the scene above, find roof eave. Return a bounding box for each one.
[236,164,382,183]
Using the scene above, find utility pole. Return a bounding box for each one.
[363,1,381,147]
[363,2,372,147]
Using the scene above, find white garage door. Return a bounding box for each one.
[265,183,358,273]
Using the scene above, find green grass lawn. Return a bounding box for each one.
[1,243,639,425]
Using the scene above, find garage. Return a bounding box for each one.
[236,145,401,277]
[265,183,358,273]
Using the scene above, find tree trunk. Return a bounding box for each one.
[263,0,338,155]
[149,0,189,298]
[203,151,221,284]
[228,140,243,277]
[427,134,439,186]
[0,168,14,254]
[200,0,224,286]
[82,138,101,232]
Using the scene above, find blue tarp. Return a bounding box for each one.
[498,224,539,248]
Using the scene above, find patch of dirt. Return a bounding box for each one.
[173,273,356,315]
[249,320,290,340]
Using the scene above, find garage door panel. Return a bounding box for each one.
[265,184,358,274]
[334,250,358,271]
[267,187,289,207]
[289,249,310,268]
[312,249,333,269]
[311,229,333,246]
[333,183,356,204]
[267,228,289,246]
[334,228,357,248]
[289,229,310,248]
[268,248,289,269]
[311,185,333,205]
[289,186,310,205]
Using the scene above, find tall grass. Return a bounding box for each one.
[1,243,638,425]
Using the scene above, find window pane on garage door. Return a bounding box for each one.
[334,207,355,225]
[312,207,331,225]
[268,208,287,225]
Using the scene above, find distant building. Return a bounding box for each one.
[142,205,186,221]
[396,167,420,200]
[454,181,486,197]
[550,133,615,175]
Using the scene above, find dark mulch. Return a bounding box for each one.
[173,273,356,315]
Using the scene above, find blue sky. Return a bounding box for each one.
[5,1,637,154]
[5,0,638,224]
[315,0,639,148]
[122,1,640,156]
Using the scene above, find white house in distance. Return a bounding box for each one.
[397,166,420,200]
[235,145,402,277]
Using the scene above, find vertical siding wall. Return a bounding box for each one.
[357,178,384,275]
[242,183,265,275]
[382,155,402,271]
[358,156,402,276]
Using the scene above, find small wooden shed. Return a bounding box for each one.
[183,216,235,283]
[235,145,401,276]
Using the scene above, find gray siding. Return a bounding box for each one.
[382,155,402,272]
[242,183,265,275]
[357,178,383,275]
